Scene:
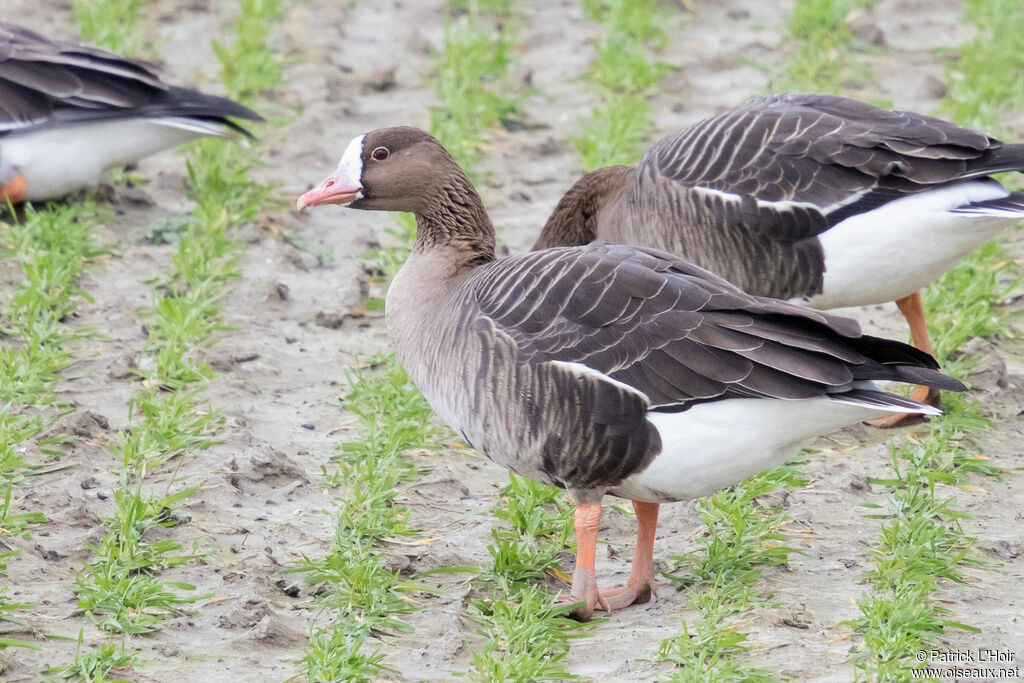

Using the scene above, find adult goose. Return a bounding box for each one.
[534,93,1024,426]
[0,21,262,203]
[297,127,965,620]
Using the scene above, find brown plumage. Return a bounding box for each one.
[298,126,965,620]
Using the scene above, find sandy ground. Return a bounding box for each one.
[1,0,1022,681]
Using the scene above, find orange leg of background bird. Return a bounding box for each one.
[0,174,28,204]
[600,501,659,609]
[868,291,942,428]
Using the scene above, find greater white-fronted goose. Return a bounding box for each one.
[0,21,262,203]
[535,93,1024,426]
[297,127,965,620]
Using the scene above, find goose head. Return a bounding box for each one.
[297,126,461,214]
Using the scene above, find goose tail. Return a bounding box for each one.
[826,387,943,416]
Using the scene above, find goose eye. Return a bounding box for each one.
[371,147,390,161]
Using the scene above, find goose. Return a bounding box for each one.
[296,127,965,620]
[534,93,1024,426]
[0,21,262,203]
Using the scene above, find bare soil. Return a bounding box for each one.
[1,1,1022,681]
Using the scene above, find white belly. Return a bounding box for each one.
[3,118,232,200]
[809,182,1018,309]
[609,397,880,503]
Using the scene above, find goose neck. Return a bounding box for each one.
[412,172,496,271]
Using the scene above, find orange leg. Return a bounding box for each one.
[600,501,659,609]
[565,502,606,621]
[0,174,28,205]
[898,291,936,357]
[868,291,942,428]
[562,501,661,621]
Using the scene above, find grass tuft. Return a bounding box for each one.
[73,0,150,57]
[430,17,519,177]
[75,486,208,634]
[845,2,1023,673]
[467,585,587,682]
[659,467,805,680]
[290,355,440,680]
[466,472,586,682]
[43,630,138,682]
[775,0,877,93]
[212,0,286,107]
[573,0,669,170]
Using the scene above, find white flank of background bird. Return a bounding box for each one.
[0,21,263,203]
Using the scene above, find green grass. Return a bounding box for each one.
[289,355,441,681]
[844,434,990,679]
[843,1,1023,674]
[1,203,106,407]
[73,0,150,56]
[75,487,208,634]
[467,473,585,682]
[573,0,669,170]
[43,630,138,682]
[925,242,1019,367]
[430,19,519,177]
[62,0,286,668]
[0,202,105,651]
[574,94,656,171]
[776,0,878,93]
[658,466,805,681]
[467,585,587,682]
[212,0,286,107]
[942,0,1024,132]
[299,627,390,683]
[111,388,222,476]
[845,240,1015,678]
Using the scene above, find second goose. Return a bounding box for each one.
[535,93,1024,425]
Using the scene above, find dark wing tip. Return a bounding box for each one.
[164,86,264,122]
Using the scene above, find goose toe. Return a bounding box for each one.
[558,566,609,621]
[599,578,656,610]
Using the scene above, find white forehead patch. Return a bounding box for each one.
[335,134,365,188]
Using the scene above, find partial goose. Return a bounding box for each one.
[535,93,1024,425]
[297,127,965,620]
[0,21,262,203]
